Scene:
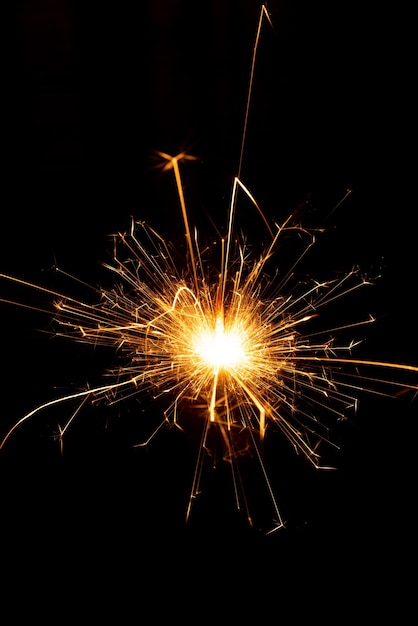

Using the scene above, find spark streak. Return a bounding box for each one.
[1,5,417,533]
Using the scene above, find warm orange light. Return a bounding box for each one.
[193,315,246,372]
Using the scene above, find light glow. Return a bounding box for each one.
[193,315,247,372]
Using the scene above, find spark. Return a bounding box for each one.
[1,5,417,533]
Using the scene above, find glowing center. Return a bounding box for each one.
[195,316,246,370]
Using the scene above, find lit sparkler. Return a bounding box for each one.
[1,5,417,533]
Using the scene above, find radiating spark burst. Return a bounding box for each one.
[1,5,417,533]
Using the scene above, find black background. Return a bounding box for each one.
[2,0,417,618]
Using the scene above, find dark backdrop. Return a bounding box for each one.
[2,0,416,618]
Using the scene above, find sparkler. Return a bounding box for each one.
[1,5,417,534]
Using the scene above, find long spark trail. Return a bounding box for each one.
[1,5,417,532]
